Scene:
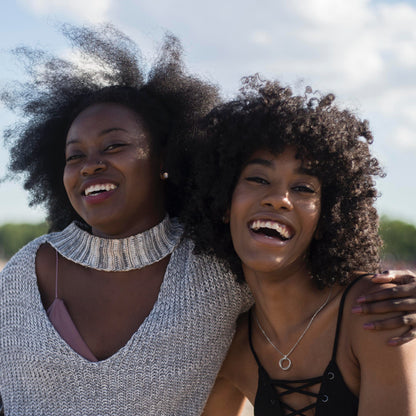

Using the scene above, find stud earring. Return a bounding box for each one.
[160,171,169,180]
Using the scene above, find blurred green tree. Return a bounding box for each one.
[0,217,415,266]
[0,223,48,259]
[379,216,416,264]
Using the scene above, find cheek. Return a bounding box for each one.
[301,197,321,215]
[230,184,253,214]
[131,133,152,160]
[302,199,321,234]
[229,192,246,231]
[62,167,74,196]
[62,166,82,210]
[134,142,151,160]
[229,192,252,249]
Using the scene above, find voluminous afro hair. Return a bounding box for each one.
[1,23,219,231]
[182,75,383,287]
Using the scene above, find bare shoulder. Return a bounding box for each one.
[342,277,416,413]
[343,273,416,378]
[343,273,398,329]
[36,243,55,269]
[341,274,404,343]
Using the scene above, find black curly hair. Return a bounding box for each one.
[1,23,219,231]
[182,75,384,287]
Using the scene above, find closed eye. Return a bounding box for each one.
[65,153,84,163]
[292,185,315,193]
[105,143,127,151]
[245,176,269,185]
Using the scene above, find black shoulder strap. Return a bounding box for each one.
[331,273,374,360]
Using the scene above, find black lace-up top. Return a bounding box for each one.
[249,277,363,415]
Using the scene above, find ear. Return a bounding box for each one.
[222,209,230,224]
[314,223,322,240]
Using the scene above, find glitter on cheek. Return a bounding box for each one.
[135,145,151,160]
[132,132,151,160]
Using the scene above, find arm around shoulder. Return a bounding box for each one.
[350,279,416,415]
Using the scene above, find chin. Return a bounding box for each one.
[242,258,285,274]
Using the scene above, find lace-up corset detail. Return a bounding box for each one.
[248,276,367,415]
[270,376,323,415]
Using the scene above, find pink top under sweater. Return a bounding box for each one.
[46,252,98,362]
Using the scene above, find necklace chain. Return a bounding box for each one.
[253,288,333,371]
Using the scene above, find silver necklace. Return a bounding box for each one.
[253,288,333,371]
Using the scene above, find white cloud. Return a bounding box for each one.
[291,0,372,26]
[250,31,272,46]
[18,0,113,22]
[4,0,416,223]
[394,126,416,150]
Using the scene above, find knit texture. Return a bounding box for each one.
[47,216,183,271]
[0,232,252,415]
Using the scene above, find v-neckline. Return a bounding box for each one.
[34,236,176,364]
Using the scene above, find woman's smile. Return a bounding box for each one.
[81,180,118,204]
[229,146,321,277]
[63,102,166,238]
[249,218,294,241]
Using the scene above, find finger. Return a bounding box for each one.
[363,313,416,331]
[356,285,416,304]
[371,270,416,285]
[353,298,416,314]
[387,328,416,346]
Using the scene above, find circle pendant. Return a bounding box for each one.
[279,357,292,371]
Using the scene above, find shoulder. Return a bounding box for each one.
[0,234,50,298]
[341,273,394,338]
[342,273,416,364]
[1,234,48,276]
[342,273,395,327]
[340,276,416,413]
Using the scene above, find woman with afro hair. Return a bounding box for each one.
[0,24,255,415]
[1,25,415,416]
[181,77,416,415]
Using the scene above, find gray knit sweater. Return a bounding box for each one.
[0,230,252,415]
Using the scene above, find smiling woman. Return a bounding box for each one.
[229,147,322,277]
[0,23,254,416]
[2,22,416,416]
[184,77,416,415]
[63,102,164,238]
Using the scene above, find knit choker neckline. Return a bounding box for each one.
[46,216,183,272]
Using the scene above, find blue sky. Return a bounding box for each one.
[1,0,416,225]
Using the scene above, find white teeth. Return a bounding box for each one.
[250,220,292,239]
[84,183,117,196]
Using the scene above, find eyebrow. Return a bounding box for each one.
[245,158,274,168]
[245,158,317,177]
[65,127,128,147]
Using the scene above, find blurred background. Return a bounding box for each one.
[0,2,415,413]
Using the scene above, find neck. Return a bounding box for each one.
[47,215,183,272]
[245,264,332,339]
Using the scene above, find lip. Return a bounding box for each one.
[80,179,119,204]
[246,215,295,245]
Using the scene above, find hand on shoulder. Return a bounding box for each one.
[343,275,416,415]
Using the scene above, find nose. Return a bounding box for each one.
[81,158,107,176]
[261,187,293,211]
